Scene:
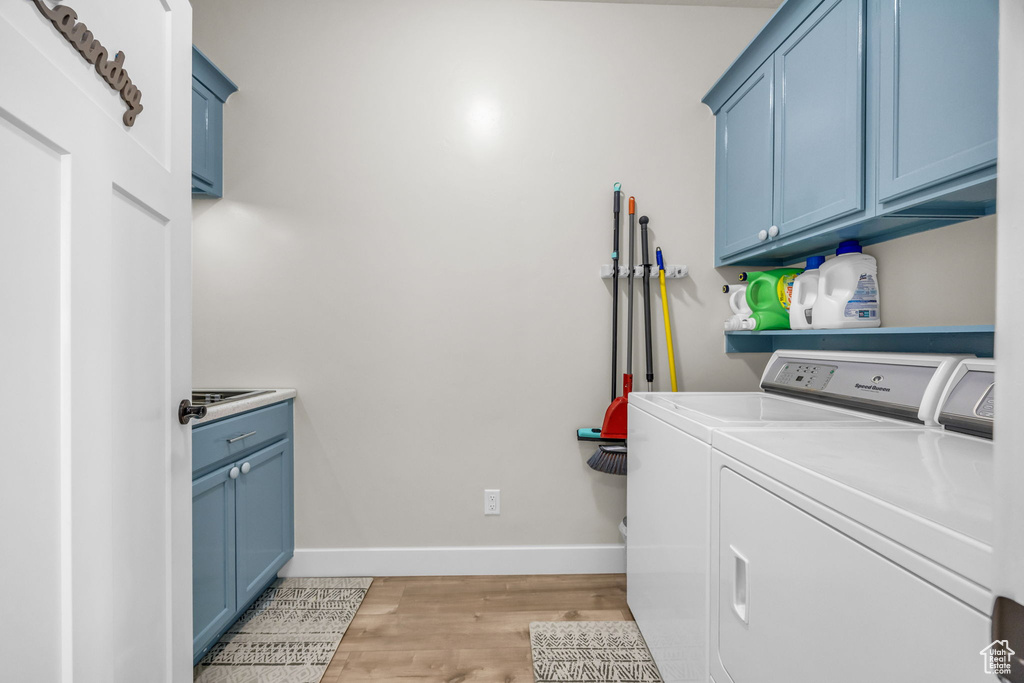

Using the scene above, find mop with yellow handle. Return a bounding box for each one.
[656,247,678,392]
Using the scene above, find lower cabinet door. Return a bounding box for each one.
[235,438,294,608]
[192,464,237,661]
[717,468,989,683]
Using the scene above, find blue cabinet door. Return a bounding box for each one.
[192,464,236,662]
[774,0,864,237]
[876,0,998,202]
[191,79,223,196]
[715,57,775,262]
[234,438,295,608]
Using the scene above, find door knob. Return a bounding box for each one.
[178,399,208,425]
[768,225,780,238]
[229,466,240,480]
[240,462,251,475]
[757,229,768,241]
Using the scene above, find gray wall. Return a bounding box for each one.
[191,0,995,551]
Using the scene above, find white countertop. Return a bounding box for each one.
[193,388,296,425]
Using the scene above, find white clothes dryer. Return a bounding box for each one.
[707,358,995,683]
[626,350,970,682]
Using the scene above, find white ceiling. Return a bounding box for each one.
[542,0,783,8]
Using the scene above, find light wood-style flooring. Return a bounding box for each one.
[320,573,632,682]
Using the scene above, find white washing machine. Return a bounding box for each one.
[626,350,969,682]
[707,357,995,683]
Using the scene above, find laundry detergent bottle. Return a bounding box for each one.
[788,255,825,330]
[812,240,881,329]
[740,268,803,330]
[722,284,755,331]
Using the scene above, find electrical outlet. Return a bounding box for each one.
[484,489,500,515]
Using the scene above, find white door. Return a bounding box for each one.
[0,2,192,681]
[995,2,1024,680]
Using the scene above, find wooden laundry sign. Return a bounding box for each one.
[32,0,144,127]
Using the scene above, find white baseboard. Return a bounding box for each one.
[278,544,625,577]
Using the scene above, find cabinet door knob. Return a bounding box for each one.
[757,229,768,241]
[768,225,780,238]
[229,466,240,480]
[240,462,251,475]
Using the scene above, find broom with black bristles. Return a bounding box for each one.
[587,444,627,475]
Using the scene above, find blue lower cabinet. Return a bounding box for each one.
[192,465,236,660]
[192,401,294,664]
[235,439,294,608]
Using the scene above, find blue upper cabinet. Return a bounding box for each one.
[773,0,864,236]
[715,58,776,260]
[875,0,998,207]
[192,47,237,198]
[704,0,997,266]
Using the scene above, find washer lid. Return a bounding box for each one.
[629,391,915,445]
[653,393,895,424]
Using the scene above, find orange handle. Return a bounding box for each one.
[629,196,636,215]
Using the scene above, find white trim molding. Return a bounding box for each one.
[279,544,626,577]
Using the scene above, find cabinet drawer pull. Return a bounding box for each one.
[731,545,750,624]
[227,431,257,444]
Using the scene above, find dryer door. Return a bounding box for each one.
[717,468,988,682]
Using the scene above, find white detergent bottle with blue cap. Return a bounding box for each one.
[812,240,881,329]
[789,255,825,330]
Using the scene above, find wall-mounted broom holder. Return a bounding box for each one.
[600,264,688,279]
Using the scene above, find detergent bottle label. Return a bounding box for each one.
[777,274,798,311]
[843,273,879,319]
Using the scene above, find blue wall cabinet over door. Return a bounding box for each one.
[715,57,776,261]
[876,0,998,204]
[773,0,864,237]
[235,439,295,608]
[192,47,237,198]
[192,464,236,660]
[191,79,221,195]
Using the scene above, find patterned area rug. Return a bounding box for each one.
[194,577,372,683]
[530,621,663,682]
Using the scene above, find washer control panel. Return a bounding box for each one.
[759,352,962,423]
[773,363,837,391]
[975,384,995,419]
[938,359,995,438]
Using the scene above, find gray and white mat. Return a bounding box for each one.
[530,621,663,682]
[193,576,372,683]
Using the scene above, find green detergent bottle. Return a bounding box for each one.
[738,268,804,330]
